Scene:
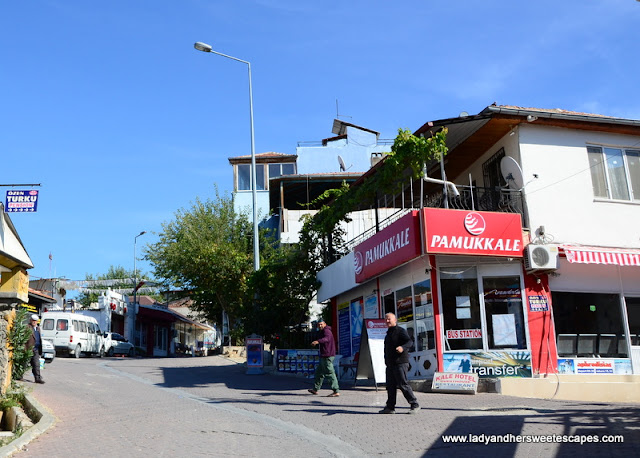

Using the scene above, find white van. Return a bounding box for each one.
[41,312,105,358]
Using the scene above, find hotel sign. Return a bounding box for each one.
[353,211,421,283]
[422,208,523,257]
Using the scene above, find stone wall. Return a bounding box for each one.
[0,310,14,396]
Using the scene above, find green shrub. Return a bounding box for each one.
[9,308,33,381]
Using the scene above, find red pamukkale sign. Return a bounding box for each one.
[353,211,422,283]
[422,208,523,257]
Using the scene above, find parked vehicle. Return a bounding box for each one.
[103,332,135,357]
[42,338,55,363]
[40,312,105,358]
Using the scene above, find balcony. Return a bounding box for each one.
[343,186,526,253]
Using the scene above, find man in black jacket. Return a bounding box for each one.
[380,312,418,414]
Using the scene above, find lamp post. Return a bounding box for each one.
[133,231,147,310]
[194,41,260,271]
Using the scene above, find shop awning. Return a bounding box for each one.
[561,244,640,266]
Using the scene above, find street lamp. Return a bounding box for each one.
[133,231,147,310]
[194,41,260,271]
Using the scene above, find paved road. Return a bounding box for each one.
[15,355,640,457]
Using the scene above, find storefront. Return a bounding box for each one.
[330,207,548,381]
[549,245,640,375]
[136,304,176,357]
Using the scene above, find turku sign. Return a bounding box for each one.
[422,208,523,257]
[5,190,39,213]
[353,211,421,283]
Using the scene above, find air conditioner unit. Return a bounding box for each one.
[524,244,558,273]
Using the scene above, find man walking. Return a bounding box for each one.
[380,312,418,414]
[26,314,45,384]
[309,320,340,397]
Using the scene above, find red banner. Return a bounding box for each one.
[422,208,523,257]
[353,211,421,283]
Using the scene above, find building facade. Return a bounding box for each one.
[317,105,640,389]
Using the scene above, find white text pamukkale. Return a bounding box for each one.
[364,228,411,265]
[429,235,521,252]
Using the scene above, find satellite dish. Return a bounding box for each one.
[338,155,347,172]
[459,111,469,118]
[500,156,525,190]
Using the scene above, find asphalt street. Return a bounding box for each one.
[13,355,640,457]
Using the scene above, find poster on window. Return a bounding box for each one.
[338,302,351,358]
[364,294,379,319]
[558,358,632,375]
[492,314,518,346]
[397,296,413,322]
[350,298,364,358]
[443,351,531,377]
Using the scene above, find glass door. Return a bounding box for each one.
[482,276,526,349]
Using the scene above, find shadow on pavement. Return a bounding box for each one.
[425,406,640,456]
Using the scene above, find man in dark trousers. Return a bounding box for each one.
[26,314,45,384]
[380,312,418,414]
[309,320,340,397]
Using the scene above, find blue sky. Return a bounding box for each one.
[2,0,639,285]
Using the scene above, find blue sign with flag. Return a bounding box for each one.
[5,190,39,212]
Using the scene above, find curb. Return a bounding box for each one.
[0,392,56,457]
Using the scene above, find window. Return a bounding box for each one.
[43,319,54,331]
[57,319,68,331]
[482,148,507,189]
[237,163,294,191]
[552,292,627,357]
[441,267,483,351]
[483,276,526,350]
[588,146,640,201]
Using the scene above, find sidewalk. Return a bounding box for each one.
[15,355,640,457]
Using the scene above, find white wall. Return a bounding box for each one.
[296,127,389,175]
[519,125,640,248]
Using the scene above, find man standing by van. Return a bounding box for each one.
[26,314,45,384]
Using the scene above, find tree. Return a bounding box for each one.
[248,232,321,345]
[145,189,254,339]
[76,265,140,307]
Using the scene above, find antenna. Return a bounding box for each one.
[338,155,347,172]
[335,99,352,120]
[500,156,525,190]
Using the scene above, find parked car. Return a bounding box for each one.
[103,332,135,357]
[42,339,55,363]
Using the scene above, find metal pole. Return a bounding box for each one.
[133,231,146,329]
[194,42,259,271]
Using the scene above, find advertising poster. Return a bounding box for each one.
[338,302,351,358]
[246,337,263,367]
[350,298,364,357]
[356,319,387,385]
[528,294,549,312]
[364,294,379,319]
[275,349,320,378]
[443,351,532,377]
[431,372,479,393]
[558,358,633,375]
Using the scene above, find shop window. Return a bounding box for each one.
[483,276,526,350]
[625,297,640,348]
[552,292,627,357]
[441,267,483,351]
[413,279,435,351]
[396,286,415,351]
[383,293,395,316]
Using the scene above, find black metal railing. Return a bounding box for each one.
[342,187,526,253]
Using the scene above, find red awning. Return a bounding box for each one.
[561,244,640,266]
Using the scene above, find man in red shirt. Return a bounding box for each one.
[308,320,340,397]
